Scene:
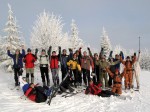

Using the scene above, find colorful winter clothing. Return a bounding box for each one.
[24,53,37,68]
[7,49,25,68]
[24,53,37,83]
[67,58,81,86]
[120,56,136,89]
[7,49,25,86]
[85,82,115,97]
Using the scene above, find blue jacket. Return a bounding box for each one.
[7,49,25,68]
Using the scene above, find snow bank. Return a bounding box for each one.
[0,70,150,112]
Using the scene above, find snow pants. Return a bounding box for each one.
[61,65,68,80]
[132,70,140,87]
[82,68,90,86]
[14,68,23,86]
[40,67,50,86]
[51,69,59,86]
[99,72,108,88]
[124,70,133,89]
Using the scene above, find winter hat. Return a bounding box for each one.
[15,49,20,52]
[27,48,31,52]
[52,51,56,54]
[22,84,30,93]
[42,49,46,52]
[126,56,130,59]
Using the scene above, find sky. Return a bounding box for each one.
[0,0,150,51]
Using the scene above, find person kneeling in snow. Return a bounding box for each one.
[19,76,51,103]
[85,79,118,97]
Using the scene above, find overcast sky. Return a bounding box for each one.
[0,0,149,51]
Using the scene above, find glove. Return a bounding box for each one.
[35,48,38,54]
[134,52,136,56]
[87,47,90,51]
[69,48,72,52]
[32,59,35,63]
[58,46,61,50]
[101,48,104,52]
[23,59,26,63]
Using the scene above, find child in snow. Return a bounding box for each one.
[7,45,25,86]
[19,76,51,103]
[39,49,50,86]
[23,48,37,83]
[85,79,117,97]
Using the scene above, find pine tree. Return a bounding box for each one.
[0,4,24,72]
[70,19,83,50]
[100,27,112,57]
[30,11,67,52]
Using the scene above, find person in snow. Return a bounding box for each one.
[85,79,118,97]
[107,68,125,95]
[88,47,100,84]
[39,49,50,86]
[79,47,94,86]
[67,53,82,88]
[120,52,136,91]
[7,45,25,86]
[19,76,51,103]
[60,48,72,81]
[48,46,61,87]
[132,51,141,89]
[107,51,121,88]
[23,48,37,83]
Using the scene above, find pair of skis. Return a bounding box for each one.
[46,70,70,105]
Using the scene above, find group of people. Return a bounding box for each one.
[7,45,141,103]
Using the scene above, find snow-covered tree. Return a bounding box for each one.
[100,27,112,57]
[140,49,150,70]
[30,11,68,52]
[0,4,24,72]
[70,19,83,50]
[113,45,127,57]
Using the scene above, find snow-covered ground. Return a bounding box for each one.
[0,70,150,112]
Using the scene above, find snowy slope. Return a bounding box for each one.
[0,70,150,112]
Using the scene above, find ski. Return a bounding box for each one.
[62,92,78,98]
[47,70,70,105]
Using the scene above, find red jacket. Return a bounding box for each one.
[24,53,37,68]
[25,88,36,102]
[50,56,59,69]
[85,83,102,95]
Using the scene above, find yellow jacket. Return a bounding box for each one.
[67,59,81,71]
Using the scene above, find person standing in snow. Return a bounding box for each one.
[88,47,100,84]
[79,47,94,86]
[39,49,50,86]
[48,46,61,87]
[60,48,72,81]
[23,48,37,84]
[132,51,141,89]
[120,52,136,91]
[67,53,82,88]
[7,45,25,86]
